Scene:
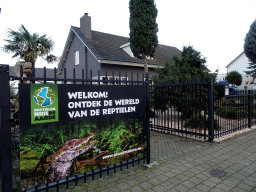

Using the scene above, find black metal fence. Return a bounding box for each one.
[149,78,214,142]
[0,65,150,192]
[149,77,256,142]
[214,93,256,137]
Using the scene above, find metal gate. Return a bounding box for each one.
[149,78,214,141]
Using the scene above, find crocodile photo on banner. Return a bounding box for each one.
[19,84,147,190]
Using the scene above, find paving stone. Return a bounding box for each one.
[148,178,162,185]
[195,183,211,191]
[139,181,153,190]
[168,177,182,185]
[94,186,108,192]
[229,187,248,192]
[161,181,175,190]
[145,172,157,179]
[129,185,144,192]
[152,185,168,192]
[103,186,120,192]
[152,169,165,175]
[156,174,169,182]
[174,184,189,192]
[189,177,202,185]
[195,173,207,181]
[182,170,195,178]
[210,188,225,192]
[163,171,176,178]
[126,178,140,187]
[181,180,196,189]
[187,188,202,192]
[136,175,149,182]
[116,182,130,190]
[215,183,233,191]
[208,176,222,184]
[221,179,237,188]
[241,179,256,187]
[171,169,183,174]
[237,183,254,191]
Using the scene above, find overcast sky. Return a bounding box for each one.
[1,0,256,73]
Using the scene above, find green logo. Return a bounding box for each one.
[33,87,56,107]
[31,84,59,124]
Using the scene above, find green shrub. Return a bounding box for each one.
[184,115,219,129]
[216,108,247,119]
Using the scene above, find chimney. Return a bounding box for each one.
[80,13,92,39]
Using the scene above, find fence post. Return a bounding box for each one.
[248,94,252,128]
[0,65,12,192]
[145,73,150,164]
[207,77,214,142]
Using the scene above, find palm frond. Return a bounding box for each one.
[3,24,56,67]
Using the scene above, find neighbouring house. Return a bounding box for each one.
[216,73,226,82]
[226,52,254,90]
[57,13,181,81]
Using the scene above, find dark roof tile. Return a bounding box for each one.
[71,26,181,66]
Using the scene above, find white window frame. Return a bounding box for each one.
[92,76,129,85]
[75,50,79,65]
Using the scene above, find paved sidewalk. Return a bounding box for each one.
[2,129,256,191]
[67,129,256,192]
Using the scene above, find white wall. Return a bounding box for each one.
[226,53,252,90]
[227,53,249,75]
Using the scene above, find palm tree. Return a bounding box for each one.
[3,24,58,72]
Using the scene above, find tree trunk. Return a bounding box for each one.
[144,57,148,74]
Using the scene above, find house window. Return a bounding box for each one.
[92,76,129,85]
[75,50,79,65]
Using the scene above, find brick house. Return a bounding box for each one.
[57,13,181,81]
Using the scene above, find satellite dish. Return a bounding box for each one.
[14,61,32,77]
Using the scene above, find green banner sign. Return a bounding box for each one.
[30,84,59,124]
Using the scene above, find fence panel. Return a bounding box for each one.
[1,65,150,192]
[150,77,213,141]
[214,93,256,137]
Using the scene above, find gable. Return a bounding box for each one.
[226,52,250,75]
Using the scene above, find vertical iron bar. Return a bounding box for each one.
[0,65,12,192]
[56,180,59,192]
[119,71,121,85]
[125,72,127,85]
[64,68,67,84]
[146,73,150,164]
[207,77,214,142]
[66,177,69,189]
[82,69,85,84]
[44,67,47,84]
[73,68,76,84]
[112,71,115,85]
[105,71,107,85]
[248,94,252,128]
[98,70,100,85]
[32,66,35,83]
[84,172,87,183]
[90,69,93,84]
[54,68,57,84]
[20,65,24,83]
